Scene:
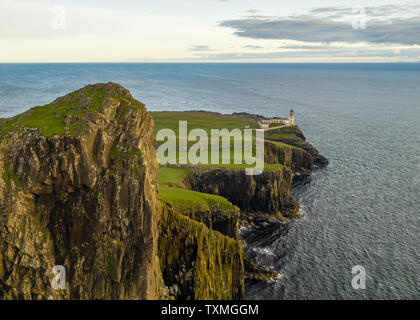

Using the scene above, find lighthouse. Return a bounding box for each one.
[289,109,295,125]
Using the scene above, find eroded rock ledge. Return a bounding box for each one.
[185,167,300,220]
[158,204,244,300]
[0,83,161,299]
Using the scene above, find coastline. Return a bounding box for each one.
[0,83,328,300]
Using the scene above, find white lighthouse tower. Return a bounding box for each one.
[289,109,295,125]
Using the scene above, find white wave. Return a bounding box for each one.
[252,247,275,257]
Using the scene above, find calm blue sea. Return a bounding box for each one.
[0,63,419,299]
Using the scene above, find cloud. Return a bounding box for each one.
[190,45,215,51]
[246,9,260,15]
[193,47,420,61]
[278,44,342,50]
[195,46,420,62]
[294,4,420,20]
[220,4,420,45]
[242,45,263,49]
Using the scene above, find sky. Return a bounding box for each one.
[1,0,420,62]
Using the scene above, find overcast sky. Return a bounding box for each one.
[1,0,420,62]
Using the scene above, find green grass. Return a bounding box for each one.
[268,140,303,151]
[153,112,263,167]
[159,185,236,212]
[0,84,144,141]
[269,122,285,128]
[152,111,260,137]
[0,106,73,139]
[264,126,302,141]
[152,111,296,175]
[0,90,97,139]
[2,168,21,192]
[195,162,282,171]
[152,111,298,171]
[157,166,192,188]
[157,166,239,213]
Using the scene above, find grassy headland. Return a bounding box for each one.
[152,111,300,213]
[0,84,144,142]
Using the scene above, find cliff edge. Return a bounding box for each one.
[0,83,161,299]
[0,83,327,300]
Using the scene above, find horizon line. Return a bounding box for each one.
[1,61,419,64]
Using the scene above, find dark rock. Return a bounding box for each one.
[0,83,161,300]
[185,167,300,220]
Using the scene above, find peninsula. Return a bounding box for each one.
[0,83,327,300]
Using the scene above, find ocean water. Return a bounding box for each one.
[0,63,419,299]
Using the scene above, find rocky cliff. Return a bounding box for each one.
[0,83,248,300]
[0,83,327,300]
[158,204,244,300]
[264,140,314,175]
[185,167,299,220]
[265,126,328,168]
[0,83,162,299]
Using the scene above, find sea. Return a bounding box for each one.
[0,63,419,299]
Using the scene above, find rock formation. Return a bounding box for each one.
[0,83,161,299]
[0,83,327,300]
[158,205,244,300]
[185,167,299,219]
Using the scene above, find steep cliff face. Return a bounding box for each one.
[264,141,314,175]
[0,83,327,300]
[157,167,244,299]
[158,204,244,300]
[265,126,328,167]
[0,83,162,299]
[162,200,240,240]
[185,167,299,219]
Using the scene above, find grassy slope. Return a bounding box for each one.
[268,140,302,150]
[264,126,304,143]
[157,166,237,212]
[153,112,295,210]
[157,166,192,188]
[0,84,143,141]
[159,185,236,212]
[152,111,286,170]
[152,111,260,136]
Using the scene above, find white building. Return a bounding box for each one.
[258,110,295,129]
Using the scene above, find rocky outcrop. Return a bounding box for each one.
[0,83,162,299]
[266,126,328,167]
[244,256,278,281]
[185,167,299,220]
[264,141,314,175]
[158,204,244,300]
[0,83,250,301]
[0,83,328,300]
[165,203,240,240]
